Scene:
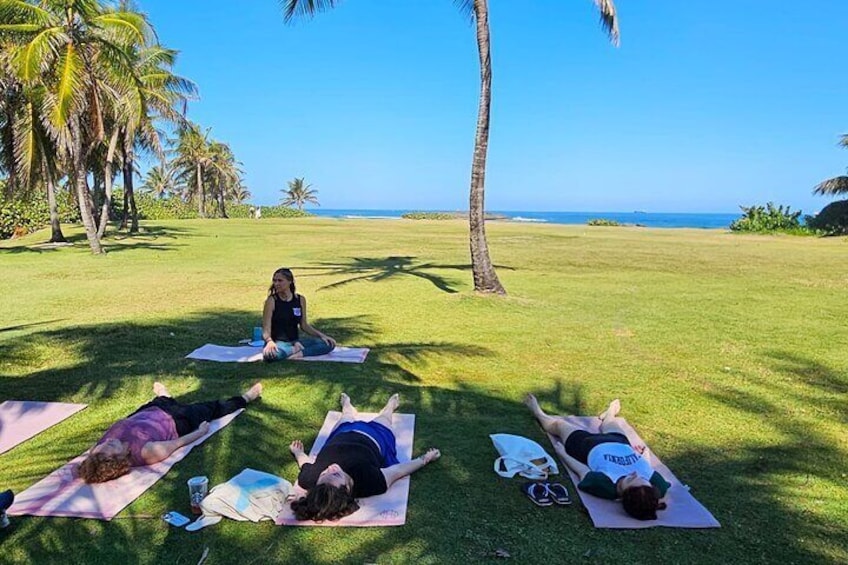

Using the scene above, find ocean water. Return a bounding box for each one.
[307,209,739,229]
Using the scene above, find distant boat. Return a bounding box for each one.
[634,210,647,214]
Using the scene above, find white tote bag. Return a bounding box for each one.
[490,433,559,480]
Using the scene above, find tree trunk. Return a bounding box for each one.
[468,0,505,294]
[123,145,139,233]
[197,163,205,217]
[218,182,228,218]
[44,163,66,243]
[97,129,120,239]
[73,160,103,254]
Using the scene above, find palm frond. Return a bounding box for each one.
[51,42,84,129]
[0,0,54,27]
[15,27,65,82]
[281,0,342,23]
[814,176,848,196]
[592,0,620,46]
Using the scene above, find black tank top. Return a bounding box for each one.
[271,294,302,342]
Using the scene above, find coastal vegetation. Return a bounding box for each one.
[587,218,622,226]
[0,0,247,249]
[401,211,506,220]
[1,218,845,563]
[280,0,620,295]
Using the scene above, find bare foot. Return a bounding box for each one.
[242,382,263,403]
[524,393,543,417]
[153,382,171,397]
[599,399,621,421]
[340,392,352,410]
[384,393,400,413]
[287,351,303,360]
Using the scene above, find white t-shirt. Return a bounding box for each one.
[587,442,653,484]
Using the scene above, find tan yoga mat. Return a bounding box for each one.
[9,410,243,520]
[547,415,720,529]
[275,411,415,527]
[0,401,87,455]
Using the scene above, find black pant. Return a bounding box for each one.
[132,396,247,436]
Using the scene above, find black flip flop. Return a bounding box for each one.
[522,482,553,507]
[546,482,572,505]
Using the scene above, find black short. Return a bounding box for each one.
[564,430,629,464]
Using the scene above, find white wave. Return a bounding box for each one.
[510,216,548,223]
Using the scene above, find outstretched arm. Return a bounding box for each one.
[141,422,211,465]
[297,296,336,347]
[552,440,589,480]
[289,440,315,468]
[262,296,277,358]
[381,448,441,488]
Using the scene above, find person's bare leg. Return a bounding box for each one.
[599,414,648,454]
[153,382,171,398]
[598,398,621,422]
[241,382,263,403]
[524,393,580,440]
[372,393,399,429]
[338,393,359,424]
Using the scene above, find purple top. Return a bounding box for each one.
[96,407,179,466]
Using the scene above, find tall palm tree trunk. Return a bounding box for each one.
[97,130,120,239]
[195,162,206,217]
[468,0,505,294]
[73,162,103,254]
[44,163,66,243]
[123,146,139,233]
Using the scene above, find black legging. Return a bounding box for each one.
[132,396,247,436]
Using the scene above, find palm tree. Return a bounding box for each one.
[281,0,619,294]
[230,181,251,204]
[141,162,178,198]
[1,0,154,253]
[815,135,848,197]
[172,122,212,217]
[114,42,196,233]
[281,177,319,210]
[206,141,242,218]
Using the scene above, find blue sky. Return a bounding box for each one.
[140,0,848,214]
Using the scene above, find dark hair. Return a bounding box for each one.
[290,484,359,522]
[77,453,132,483]
[621,485,667,520]
[269,268,296,297]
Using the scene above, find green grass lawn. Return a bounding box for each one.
[1,218,846,564]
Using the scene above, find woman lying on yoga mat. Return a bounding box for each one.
[77,382,262,483]
[525,394,670,520]
[288,393,441,521]
[261,267,337,361]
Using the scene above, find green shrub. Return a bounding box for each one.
[587,218,621,226]
[805,199,848,236]
[730,202,809,234]
[0,188,80,239]
[402,211,459,220]
[112,191,311,220]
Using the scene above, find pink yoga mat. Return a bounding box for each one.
[186,344,369,364]
[547,416,720,529]
[9,410,243,520]
[275,411,415,527]
[0,401,87,455]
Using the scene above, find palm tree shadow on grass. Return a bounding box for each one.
[291,256,515,294]
[0,223,191,254]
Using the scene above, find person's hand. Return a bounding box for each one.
[553,440,567,455]
[420,448,441,464]
[262,341,277,360]
[321,335,336,348]
[290,440,304,457]
[197,421,210,435]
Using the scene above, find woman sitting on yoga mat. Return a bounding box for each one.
[261,267,337,361]
[77,382,262,483]
[288,393,441,521]
[525,394,670,520]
